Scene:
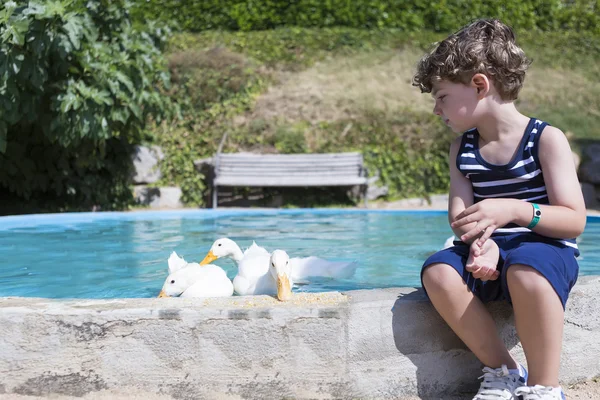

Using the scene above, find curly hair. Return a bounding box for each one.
[412,19,531,101]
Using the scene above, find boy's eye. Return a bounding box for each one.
[437,95,446,102]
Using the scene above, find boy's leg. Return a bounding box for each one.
[423,263,517,369]
[506,264,563,387]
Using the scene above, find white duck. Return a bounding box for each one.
[158,252,233,298]
[231,242,274,296]
[199,237,357,283]
[202,247,293,301]
[200,238,272,296]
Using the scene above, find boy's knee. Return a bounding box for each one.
[506,264,551,294]
[422,263,462,291]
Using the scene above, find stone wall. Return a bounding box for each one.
[1,277,599,399]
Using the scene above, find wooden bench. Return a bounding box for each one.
[211,151,369,208]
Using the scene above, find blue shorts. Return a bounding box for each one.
[421,233,579,309]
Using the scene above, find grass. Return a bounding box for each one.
[245,46,600,140]
[518,67,600,140]
[248,48,432,124]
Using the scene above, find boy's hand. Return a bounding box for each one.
[451,199,518,246]
[466,239,500,281]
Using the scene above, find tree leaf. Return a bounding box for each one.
[2,19,29,46]
[22,2,46,18]
[62,17,82,49]
[59,92,77,113]
[115,71,135,93]
[128,103,142,119]
[38,1,65,19]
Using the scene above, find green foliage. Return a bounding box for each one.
[519,30,600,78]
[289,112,452,200]
[0,0,174,211]
[155,124,208,206]
[171,27,600,77]
[132,0,600,35]
[273,123,309,154]
[167,47,265,112]
[0,132,135,212]
[150,47,267,206]
[171,27,437,69]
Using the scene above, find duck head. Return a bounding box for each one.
[158,267,196,298]
[269,249,293,301]
[200,238,243,265]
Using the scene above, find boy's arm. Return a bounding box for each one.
[447,136,480,243]
[509,126,586,238]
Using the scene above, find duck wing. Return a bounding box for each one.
[180,265,233,298]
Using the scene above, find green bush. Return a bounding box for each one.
[151,47,268,206]
[170,27,437,70]
[132,0,600,35]
[167,47,265,112]
[0,0,174,212]
[294,112,453,200]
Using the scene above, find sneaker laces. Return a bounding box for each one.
[472,365,521,400]
[514,385,561,399]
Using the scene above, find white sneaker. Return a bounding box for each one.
[514,385,566,400]
[472,364,528,400]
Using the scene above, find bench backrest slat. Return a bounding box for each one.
[218,171,361,177]
[216,152,364,177]
[218,152,362,160]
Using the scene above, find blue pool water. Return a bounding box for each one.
[0,210,598,299]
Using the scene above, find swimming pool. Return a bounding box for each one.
[1,210,598,299]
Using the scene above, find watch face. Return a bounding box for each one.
[535,210,541,216]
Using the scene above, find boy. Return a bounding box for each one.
[413,19,586,400]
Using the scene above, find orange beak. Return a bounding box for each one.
[158,290,169,298]
[199,250,218,266]
[276,275,292,301]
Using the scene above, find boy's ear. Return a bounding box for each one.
[471,73,490,99]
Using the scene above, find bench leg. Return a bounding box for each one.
[212,186,218,209]
[363,185,368,208]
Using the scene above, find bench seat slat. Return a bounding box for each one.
[218,159,362,164]
[217,166,362,173]
[218,171,362,178]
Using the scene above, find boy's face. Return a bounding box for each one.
[431,80,480,133]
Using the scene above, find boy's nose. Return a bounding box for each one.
[433,103,442,116]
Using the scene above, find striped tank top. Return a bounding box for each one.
[456,118,578,251]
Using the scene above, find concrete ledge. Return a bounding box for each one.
[1,278,599,399]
